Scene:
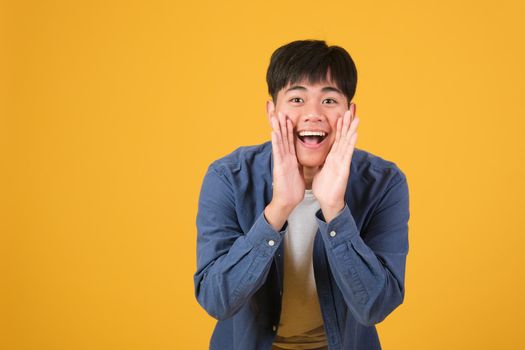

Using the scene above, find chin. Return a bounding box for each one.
[298,155,326,168]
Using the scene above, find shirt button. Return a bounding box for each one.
[272,325,277,332]
[329,230,337,237]
[268,240,275,246]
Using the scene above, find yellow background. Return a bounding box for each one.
[2,0,525,349]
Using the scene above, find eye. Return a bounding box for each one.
[289,97,304,103]
[323,98,338,104]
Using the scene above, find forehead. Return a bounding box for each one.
[281,78,343,95]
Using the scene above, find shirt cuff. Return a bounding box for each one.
[315,203,359,248]
[245,210,287,256]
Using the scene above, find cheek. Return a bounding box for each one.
[329,113,345,131]
[285,112,301,125]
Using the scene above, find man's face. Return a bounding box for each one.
[266,78,355,168]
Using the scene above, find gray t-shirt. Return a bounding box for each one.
[272,189,328,350]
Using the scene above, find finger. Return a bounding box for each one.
[333,115,343,153]
[337,110,351,152]
[287,117,296,156]
[343,131,358,164]
[343,118,359,158]
[350,130,358,147]
[278,112,290,154]
[342,109,351,139]
[347,116,360,140]
[270,115,284,156]
[270,130,282,162]
[270,113,281,134]
[342,116,360,150]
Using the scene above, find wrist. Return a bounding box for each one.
[264,200,294,232]
[320,201,345,223]
[269,198,296,214]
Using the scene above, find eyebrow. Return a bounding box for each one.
[284,85,343,94]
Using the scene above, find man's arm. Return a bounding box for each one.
[194,111,307,321]
[193,165,286,321]
[315,171,410,326]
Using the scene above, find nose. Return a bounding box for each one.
[303,113,324,123]
[302,102,325,122]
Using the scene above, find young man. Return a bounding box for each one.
[194,40,410,350]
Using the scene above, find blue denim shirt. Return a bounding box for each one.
[194,140,410,350]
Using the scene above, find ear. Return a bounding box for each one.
[266,99,276,126]
[349,102,357,121]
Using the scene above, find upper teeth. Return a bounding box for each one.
[298,131,326,137]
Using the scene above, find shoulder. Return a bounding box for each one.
[352,147,408,185]
[206,140,272,178]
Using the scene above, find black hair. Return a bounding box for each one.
[266,40,357,106]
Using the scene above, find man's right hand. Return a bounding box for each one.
[264,111,305,231]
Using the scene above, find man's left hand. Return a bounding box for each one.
[312,105,360,222]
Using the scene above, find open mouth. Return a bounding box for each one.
[297,131,328,148]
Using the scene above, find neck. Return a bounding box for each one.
[302,166,320,190]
